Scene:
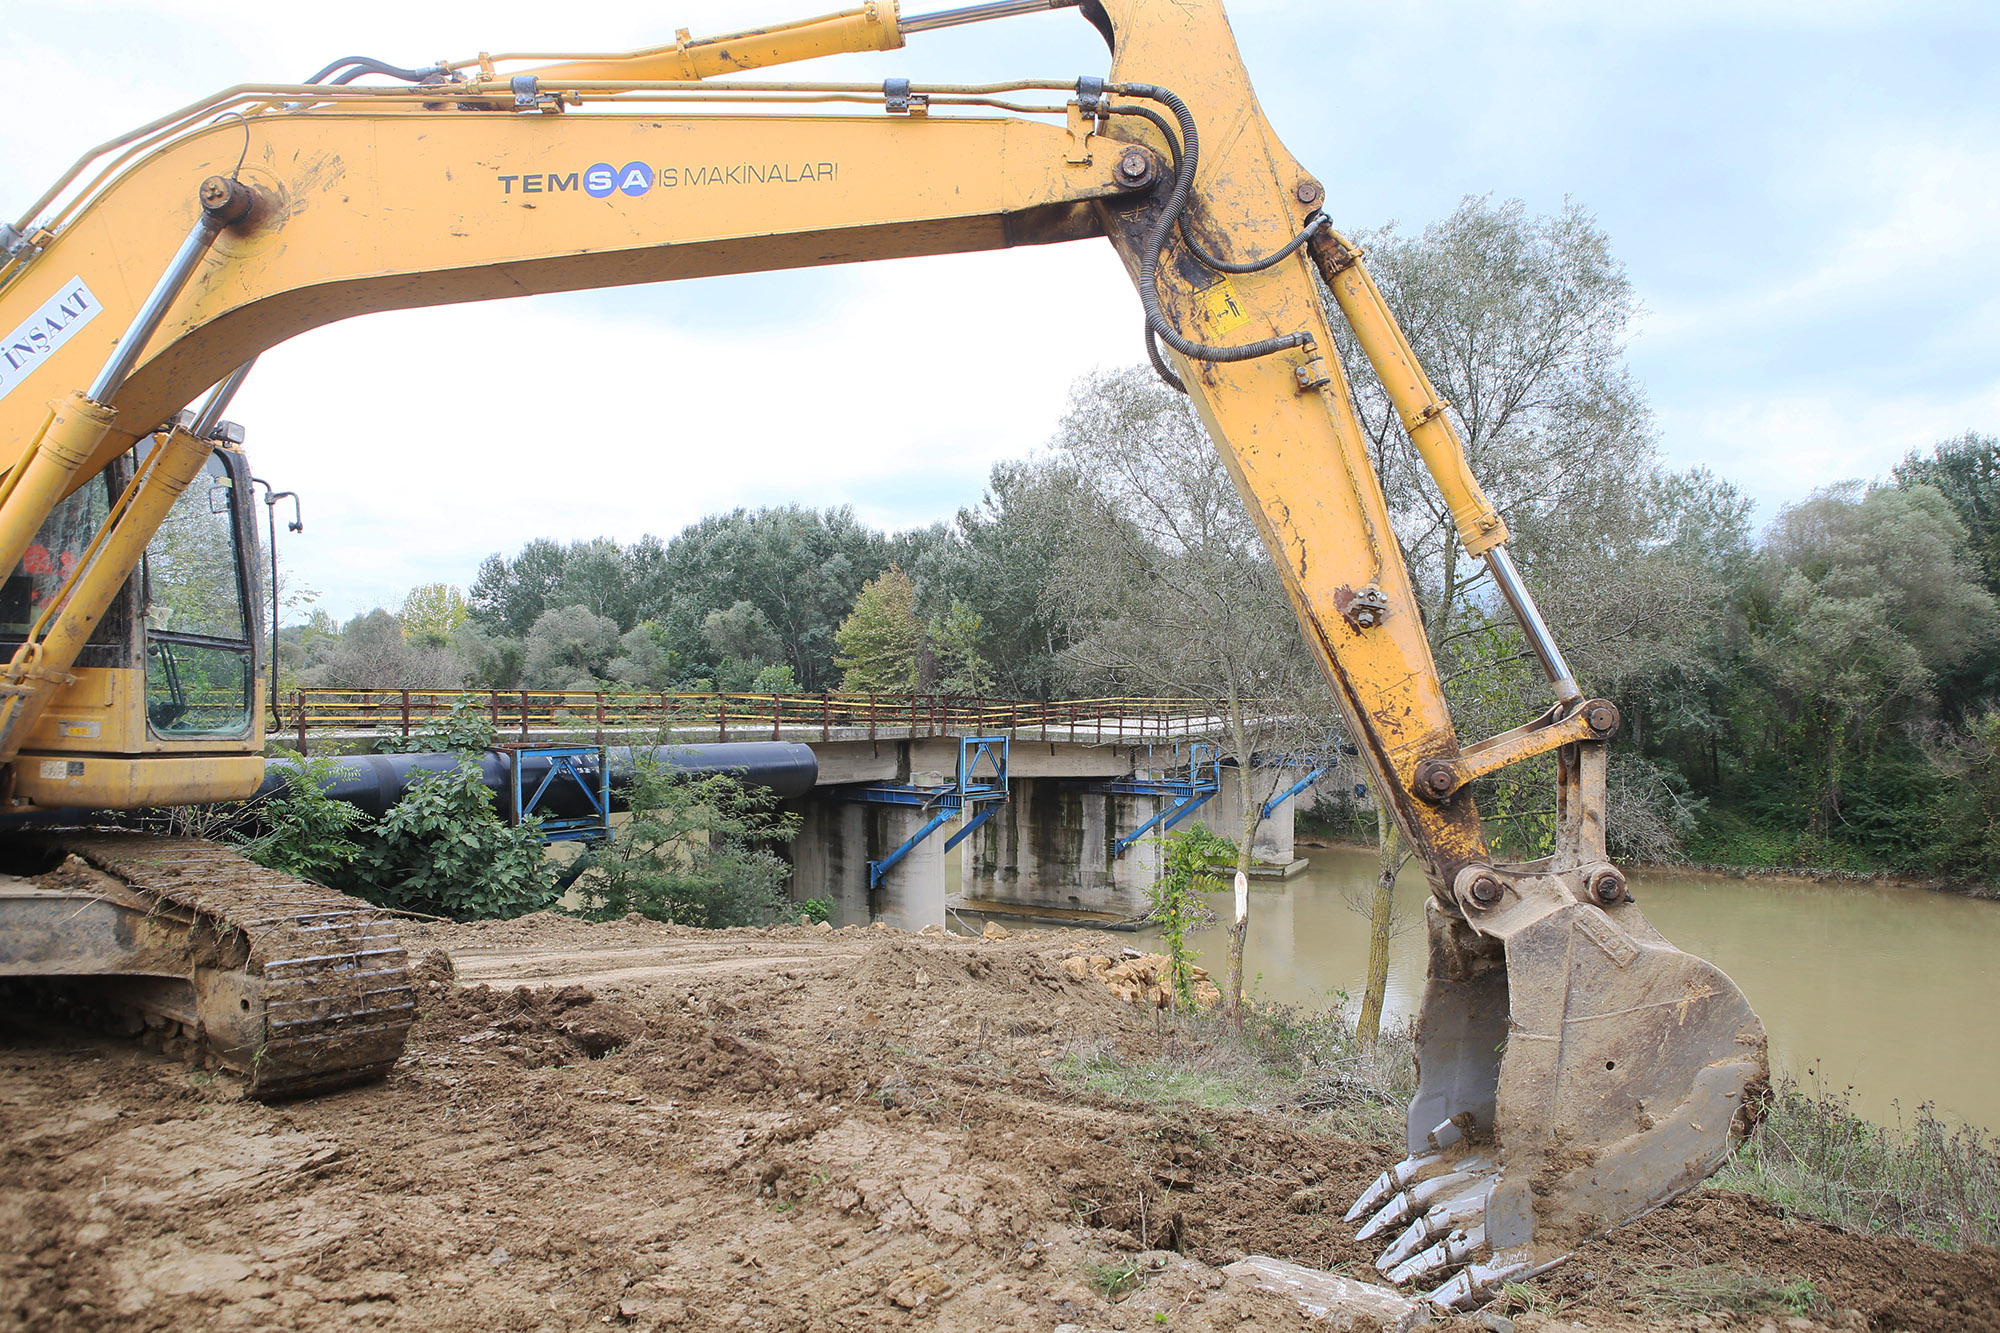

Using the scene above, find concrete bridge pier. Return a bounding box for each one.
[960,778,1164,918]
[787,796,945,931]
[1205,765,1298,867]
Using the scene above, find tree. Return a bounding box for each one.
[702,600,786,689]
[1045,368,1338,893]
[607,621,684,691]
[298,608,468,689]
[645,506,890,690]
[899,460,1088,699]
[568,762,801,927]
[1894,432,2000,595]
[470,537,569,637]
[520,604,622,690]
[1353,804,1407,1049]
[1746,483,1999,832]
[399,583,468,647]
[928,600,993,695]
[834,567,924,693]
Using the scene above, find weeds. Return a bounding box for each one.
[1085,1258,1144,1299]
[1715,1073,2000,1249]
[1054,1003,1416,1138]
[1630,1264,1823,1319]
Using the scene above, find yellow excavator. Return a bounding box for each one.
[0,0,1765,1307]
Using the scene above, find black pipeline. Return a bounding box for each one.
[255,742,817,819]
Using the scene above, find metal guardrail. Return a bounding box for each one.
[271,689,1245,752]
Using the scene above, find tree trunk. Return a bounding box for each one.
[1228,871,1248,1032]
[1356,802,1400,1050]
[1225,683,1255,1031]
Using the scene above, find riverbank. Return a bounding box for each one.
[4,914,1997,1331]
[1293,835,2000,900]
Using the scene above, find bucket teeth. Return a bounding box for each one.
[1422,1251,1542,1311]
[1341,1142,1462,1224]
[1374,1181,1490,1272]
[1354,1165,1485,1243]
[1386,1225,1484,1286]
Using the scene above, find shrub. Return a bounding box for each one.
[237,750,368,883]
[568,758,800,928]
[349,759,558,920]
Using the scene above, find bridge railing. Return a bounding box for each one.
[270,689,1241,752]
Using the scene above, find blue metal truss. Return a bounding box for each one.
[832,737,1011,890]
[1095,743,1223,858]
[507,744,612,844]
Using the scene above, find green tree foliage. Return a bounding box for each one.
[928,600,993,694]
[238,751,368,883]
[1742,483,1998,836]
[1894,432,2000,595]
[297,608,467,690]
[350,760,558,920]
[470,537,570,637]
[520,604,622,689]
[399,583,468,647]
[834,567,924,693]
[1150,826,1234,1011]
[648,506,889,690]
[607,621,684,691]
[569,762,801,927]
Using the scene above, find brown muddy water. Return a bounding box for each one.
[963,847,2000,1132]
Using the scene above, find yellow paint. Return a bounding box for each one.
[0,0,1522,874]
[12,753,265,808]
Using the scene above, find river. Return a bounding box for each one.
[966,847,2000,1132]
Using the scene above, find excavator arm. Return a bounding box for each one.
[0,0,1764,1307]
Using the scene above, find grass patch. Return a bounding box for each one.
[1085,1257,1144,1298]
[1630,1264,1823,1319]
[1714,1074,2000,1250]
[1055,1003,1416,1139]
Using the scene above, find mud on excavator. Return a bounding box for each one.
[0,0,1765,1307]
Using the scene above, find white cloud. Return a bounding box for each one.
[237,244,1140,616]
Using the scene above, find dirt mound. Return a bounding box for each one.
[3,913,1995,1332]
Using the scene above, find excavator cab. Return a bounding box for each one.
[0,444,267,812]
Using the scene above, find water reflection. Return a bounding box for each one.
[980,846,2000,1131]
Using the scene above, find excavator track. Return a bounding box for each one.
[3,832,414,1099]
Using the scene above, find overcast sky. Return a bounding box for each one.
[6,0,1997,618]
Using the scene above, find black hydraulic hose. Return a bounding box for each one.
[1108,103,1325,276]
[1145,322,1187,394]
[304,56,447,85]
[1185,210,1329,274]
[1108,81,1316,373]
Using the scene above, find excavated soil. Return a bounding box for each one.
[2,914,1995,1332]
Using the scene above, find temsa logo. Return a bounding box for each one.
[496,161,839,197]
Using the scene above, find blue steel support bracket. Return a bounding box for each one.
[853,736,1012,891]
[1261,765,1330,820]
[1101,743,1224,858]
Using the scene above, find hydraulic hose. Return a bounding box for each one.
[304,56,448,86]
[1107,102,1327,275]
[1108,81,1317,373]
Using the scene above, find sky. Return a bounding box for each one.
[5,0,1998,618]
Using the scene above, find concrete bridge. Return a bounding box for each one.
[274,689,1345,930]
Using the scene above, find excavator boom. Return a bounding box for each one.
[0,0,1765,1306]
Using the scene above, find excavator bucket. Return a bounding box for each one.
[1349,880,1767,1307]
